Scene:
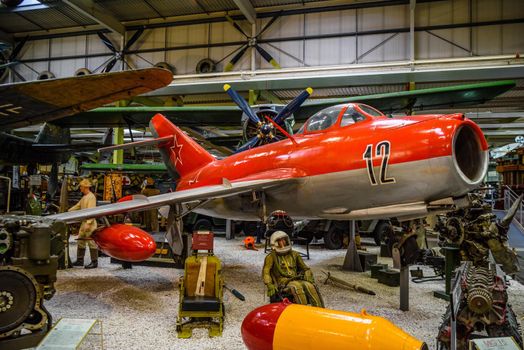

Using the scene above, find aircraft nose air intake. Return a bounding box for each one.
[452,123,488,185]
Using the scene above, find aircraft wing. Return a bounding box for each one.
[48,178,295,224]
[51,80,515,128]
[54,105,242,128]
[295,80,516,118]
[0,68,173,130]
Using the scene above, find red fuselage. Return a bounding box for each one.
[154,103,488,220]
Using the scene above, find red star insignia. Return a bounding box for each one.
[170,135,183,166]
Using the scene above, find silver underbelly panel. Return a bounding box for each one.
[195,154,484,221]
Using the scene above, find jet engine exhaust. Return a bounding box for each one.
[452,123,488,186]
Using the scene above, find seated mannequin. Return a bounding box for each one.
[262,231,324,307]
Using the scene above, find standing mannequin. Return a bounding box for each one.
[69,178,98,269]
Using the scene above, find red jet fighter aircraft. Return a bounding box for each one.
[50,87,488,263]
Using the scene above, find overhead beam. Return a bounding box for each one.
[465,112,524,120]
[144,57,524,95]
[483,130,524,136]
[62,0,125,37]
[478,123,524,129]
[232,0,257,24]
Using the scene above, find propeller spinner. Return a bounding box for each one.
[223,84,313,153]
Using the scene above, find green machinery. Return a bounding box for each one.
[0,215,66,350]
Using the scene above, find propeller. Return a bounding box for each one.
[0,36,28,82]
[223,14,282,71]
[97,28,144,72]
[224,84,261,125]
[223,84,313,153]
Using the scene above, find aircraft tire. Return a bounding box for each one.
[373,221,392,246]
[324,226,343,250]
[193,218,213,232]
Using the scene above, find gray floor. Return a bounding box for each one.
[43,236,524,350]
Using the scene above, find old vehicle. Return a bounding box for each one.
[295,219,392,249]
[183,213,257,236]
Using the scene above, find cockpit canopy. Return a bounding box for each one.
[297,103,384,134]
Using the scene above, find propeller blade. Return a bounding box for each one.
[256,13,281,38]
[103,58,118,73]
[255,44,281,69]
[124,28,144,51]
[273,87,313,125]
[225,14,249,38]
[223,84,261,125]
[11,67,26,82]
[9,36,28,61]
[97,32,117,53]
[0,61,17,70]
[236,135,260,153]
[224,45,248,72]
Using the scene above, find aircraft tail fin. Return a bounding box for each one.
[35,123,71,144]
[149,113,215,178]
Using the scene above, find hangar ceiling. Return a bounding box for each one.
[0,0,379,34]
[0,0,523,148]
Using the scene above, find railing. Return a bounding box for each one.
[503,185,524,230]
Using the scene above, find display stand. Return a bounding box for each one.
[36,318,104,350]
[392,245,410,311]
[399,266,409,311]
[448,263,466,350]
[225,219,233,240]
[342,221,363,272]
[434,245,460,301]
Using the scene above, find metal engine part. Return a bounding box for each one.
[437,262,522,349]
[0,215,66,349]
[435,193,520,275]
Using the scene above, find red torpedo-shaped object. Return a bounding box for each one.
[242,300,428,350]
[92,224,156,262]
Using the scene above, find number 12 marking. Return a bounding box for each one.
[363,141,396,186]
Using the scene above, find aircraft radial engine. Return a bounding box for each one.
[0,216,66,349]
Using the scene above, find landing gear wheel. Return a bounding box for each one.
[193,218,212,232]
[324,226,343,250]
[0,269,36,334]
[387,231,420,267]
[399,235,421,266]
[241,221,258,236]
[373,221,392,246]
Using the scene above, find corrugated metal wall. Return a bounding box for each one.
[12,0,524,81]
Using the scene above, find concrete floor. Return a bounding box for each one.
[44,237,524,350]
